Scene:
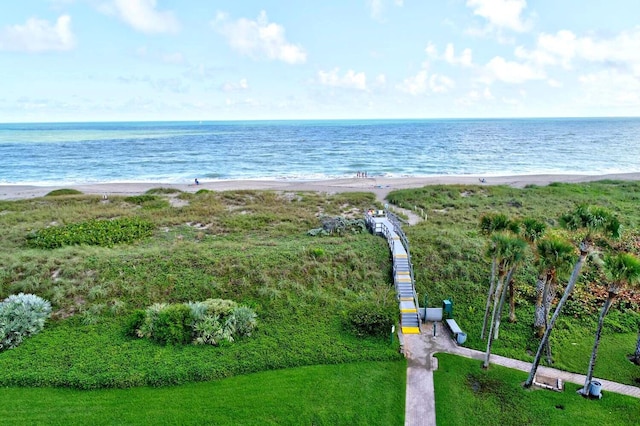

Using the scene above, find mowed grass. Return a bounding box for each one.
[0,361,406,426]
[434,354,640,426]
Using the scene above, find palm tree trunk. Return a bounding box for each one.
[582,295,615,395]
[494,267,516,340]
[634,328,640,365]
[481,257,497,340]
[484,273,506,368]
[533,274,547,336]
[543,276,555,364]
[525,250,587,388]
[508,278,516,323]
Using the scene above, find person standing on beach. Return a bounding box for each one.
[195,178,199,185]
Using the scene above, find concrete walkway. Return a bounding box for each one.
[402,322,640,426]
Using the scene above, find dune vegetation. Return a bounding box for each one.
[0,180,639,424]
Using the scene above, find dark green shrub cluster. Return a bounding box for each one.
[1,293,52,351]
[26,217,154,248]
[45,189,83,197]
[145,187,183,195]
[308,217,367,236]
[344,301,396,338]
[130,299,257,346]
[123,194,159,204]
[152,304,193,345]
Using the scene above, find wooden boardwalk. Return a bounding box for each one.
[366,211,420,334]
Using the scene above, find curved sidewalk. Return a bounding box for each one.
[402,322,640,426]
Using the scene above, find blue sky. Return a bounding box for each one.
[1,0,640,122]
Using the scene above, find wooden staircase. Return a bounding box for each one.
[366,210,421,334]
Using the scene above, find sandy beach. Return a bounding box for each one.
[1,173,640,202]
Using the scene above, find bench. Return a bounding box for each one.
[533,375,564,392]
[445,319,467,345]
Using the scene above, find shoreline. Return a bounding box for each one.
[1,172,640,201]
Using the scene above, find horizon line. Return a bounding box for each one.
[2,115,640,125]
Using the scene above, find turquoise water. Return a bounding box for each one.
[1,118,639,185]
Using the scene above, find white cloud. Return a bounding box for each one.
[430,74,456,93]
[212,11,306,64]
[367,0,404,21]
[318,68,367,91]
[0,15,75,52]
[518,28,640,72]
[547,78,562,88]
[106,0,180,34]
[221,78,249,92]
[375,74,387,87]
[456,86,494,106]
[397,70,428,95]
[466,0,530,32]
[425,42,474,67]
[367,0,384,21]
[483,56,545,84]
[444,44,473,67]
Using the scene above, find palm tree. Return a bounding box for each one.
[581,253,640,396]
[484,234,527,368]
[533,236,575,364]
[524,205,620,388]
[510,218,546,323]
[479,213,513,340]
[533,236,575,336]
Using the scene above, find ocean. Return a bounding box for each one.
[1,118,639,185]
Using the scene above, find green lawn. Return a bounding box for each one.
[0,361,406,426]
[434,353,640,426]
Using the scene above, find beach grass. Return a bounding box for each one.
[434,353,640,426]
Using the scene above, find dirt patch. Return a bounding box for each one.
[186,222,212,230]
[168,196,189,208]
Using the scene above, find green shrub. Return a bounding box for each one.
[192,314,231,345]
[0,293,52,351]
[26,217,155,249]
[137,303,167,339]
[152,304,193,345]
[123,310,146,337]
[307,247,325,259]
[345,302,396,338]
[145,187,182,195]
[201,298,238,316]
[228,306,258,337]
[308,217,367,236]
[123,195,159,204]
[45,189,83,197]
[132,299,257,346]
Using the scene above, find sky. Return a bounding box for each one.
[1,0,640,122]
